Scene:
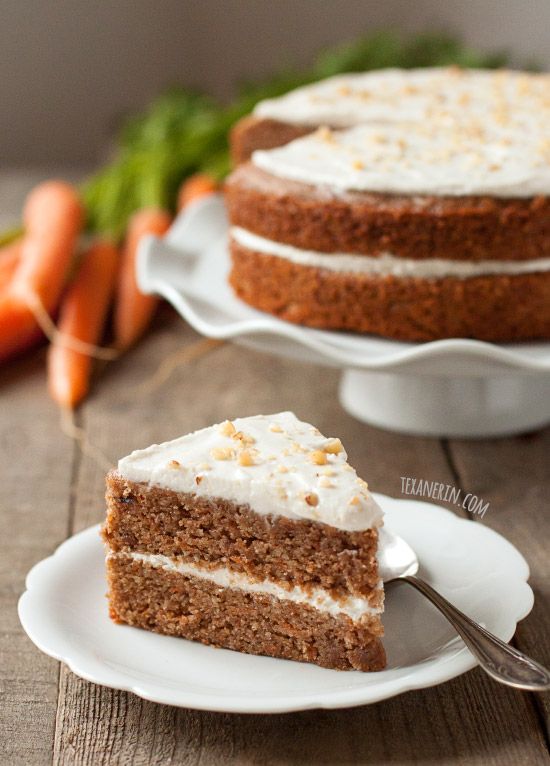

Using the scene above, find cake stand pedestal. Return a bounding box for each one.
[137,195,550,438]
[339,370,550,437]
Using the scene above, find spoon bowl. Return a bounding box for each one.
[378,527,419,581]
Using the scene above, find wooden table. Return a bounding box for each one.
[1,174,549,765]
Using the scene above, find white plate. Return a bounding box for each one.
[136,196,550,437]
[18,495,533,713]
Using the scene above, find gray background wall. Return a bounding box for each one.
[1,0,548,166]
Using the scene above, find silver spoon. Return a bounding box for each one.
[378,529,550,691]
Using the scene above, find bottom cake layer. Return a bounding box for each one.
[106,554,386,672]
[229,241,550,342]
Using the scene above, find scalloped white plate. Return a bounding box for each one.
[18,495,533,713]
[136,195,550,437]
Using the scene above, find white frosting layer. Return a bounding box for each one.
[231,226,550,279]
[254,67,550,130]
[252,68,550,197]
[114,551,382,621]
[117,412,382,532]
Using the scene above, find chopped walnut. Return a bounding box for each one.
[218,420,236,437]
[269,423,283,433]
[305,492,319,507]
[238,450,254,467]
[319,477,335,488]
[195,475,203,485]
[210,447,235,461]
[232,431,256,445]
[348,495,361,506]
[323,438,343,455]
[168,460,180,469]
[309,449,327,465]
[317,125,336,142]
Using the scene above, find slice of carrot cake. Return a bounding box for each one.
[102,412,385,671]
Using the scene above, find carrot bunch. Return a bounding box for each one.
[1,172,217,408]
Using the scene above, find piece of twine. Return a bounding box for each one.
[27,292,119,360]
[27,292,225,469]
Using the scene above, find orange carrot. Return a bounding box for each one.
[0,294,43,363]
[48,241,118,408]
[0,240,22,289]
[11,180,83,312]
[0,181,83,363]
[177,173,217,211]
[113,207,171,351]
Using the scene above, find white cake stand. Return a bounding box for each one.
[137,195,550,438]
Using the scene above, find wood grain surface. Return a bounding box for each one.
[1,174,548,765]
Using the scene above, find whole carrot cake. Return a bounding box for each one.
[102,412,386,672]
[226,67,550,341]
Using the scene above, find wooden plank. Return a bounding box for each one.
[0,354,75,766]
[52,314,549,765]
[447,431,550,742]
[0,171,82,766]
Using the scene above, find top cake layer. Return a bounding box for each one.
[251,67,549,198]
[117,412,382,531]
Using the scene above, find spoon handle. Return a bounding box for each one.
[399,575,550,691]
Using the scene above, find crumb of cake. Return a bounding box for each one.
[277,465,289,473]
[319,477,335,488]
[210,447,235,461]
[321,467,335,476]
[349,496,360,506]
[309,449,327,465]
[305,492,319,506]
[238,450,255,467]
[269,423,283,433]
[324,438,343,455]
[219,420,236,437]
[168,460,180,469]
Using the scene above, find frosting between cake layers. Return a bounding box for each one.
[117,412,382,532]
[251,68,550,198]
[114,551,383,620]
[231,226,550,279]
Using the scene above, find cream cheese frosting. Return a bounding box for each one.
[252,122,550,198]
[113,551,383,620]
[251,68,550,198]
[231,226,550,279]
[254,67,550,131]
[117,412,382,532]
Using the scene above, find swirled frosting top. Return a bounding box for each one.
[252,67,550,197]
